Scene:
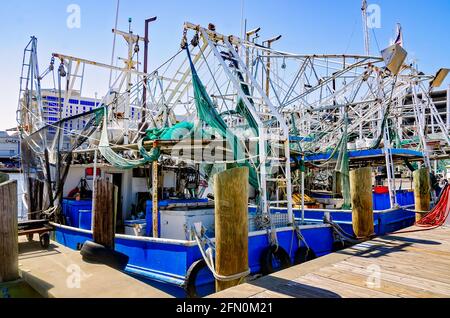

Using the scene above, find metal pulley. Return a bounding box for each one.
[49,57,55,71]
[190,33,199,47]
[58,62,66,77]
[134,40,140,53]
[180,28,188,49]
[208,23,216,32]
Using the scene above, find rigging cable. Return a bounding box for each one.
[108,0,120,88]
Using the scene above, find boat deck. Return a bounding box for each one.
[18,236,172,298]
[210,226,450,298]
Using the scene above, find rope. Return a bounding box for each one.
[192,228,250,282]
[415,183,450,228]
[18,206,58,220]
[386,184,448,234]
[324,218,363,245]
[108,0,120,87]
[294,224,310,250]
[152,49,184,76]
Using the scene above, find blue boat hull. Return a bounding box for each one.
[55,198,414,295]
[251,191,416,237]
[53,223,334,293]
[294,209,415,236]
[256,207,416,237]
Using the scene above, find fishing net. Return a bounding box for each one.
[145,122,194,140]
[97,110,148,170]
[290,113,303,153]
[186,47,259,189]
[97,111,194,170]
[335,111,352,209]
[20,107,105,221]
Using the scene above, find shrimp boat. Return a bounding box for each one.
[17,19,449,296]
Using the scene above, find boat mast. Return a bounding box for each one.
[17,37,44,135]
[361,0,370,56]
[112,21,145,145]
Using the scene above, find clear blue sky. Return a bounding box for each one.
[1,0,449,129]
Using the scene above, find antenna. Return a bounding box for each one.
[361,0,370,56]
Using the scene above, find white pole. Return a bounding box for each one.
[91,149,98,228]
[123,35,134,146]
[361,0,370,56]
[240,0,245,39]
[383,127,396,208]
[301,156,305,224]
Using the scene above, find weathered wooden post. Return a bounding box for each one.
[413,168,431,222]
[93,178,116,249]
[214,167,249,292]
[350,167,374,239]
[0,180,19,283]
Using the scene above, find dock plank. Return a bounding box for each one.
[315,266,449,298]
[210,226,450,298]
[347,248,450,273]
[293,273,396,298]
[344,257,450,285]
[18,237,171,298]
[334,262,450,296]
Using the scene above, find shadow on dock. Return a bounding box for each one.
[210,226,450,298]
[335,234,442,259]
[18,241,61,261]
[17,236,172,298]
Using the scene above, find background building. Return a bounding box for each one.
[0,129,20,169]
[40,89,101,131]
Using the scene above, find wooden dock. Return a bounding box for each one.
[210,226,450,298]
[18,237,172,298]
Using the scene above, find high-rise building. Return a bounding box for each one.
[40,89,101,131]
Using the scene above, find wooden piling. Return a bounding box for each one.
[93,179,116,249]
[0,180,19,283]
[413,168,431,222]
[214,167,249,293]
[350,167,374,239]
